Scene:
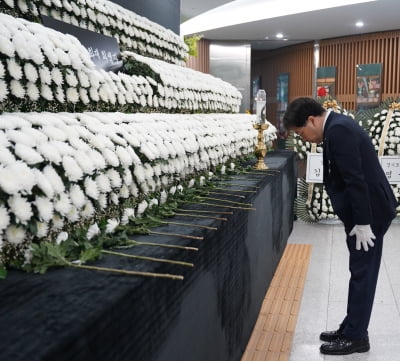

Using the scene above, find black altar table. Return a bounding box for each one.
[0,150,296,361]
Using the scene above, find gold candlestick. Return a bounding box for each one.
[252,123,269,170]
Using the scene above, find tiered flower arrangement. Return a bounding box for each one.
[287,98,354,222]
[0,111,276,276]
[1,0,188,65]
[0,6,277,277]
[357,99,400,216]
[0,13,241,114]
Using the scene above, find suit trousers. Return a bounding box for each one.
[339,221,392,339]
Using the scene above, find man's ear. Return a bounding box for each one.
[307,115,315,126]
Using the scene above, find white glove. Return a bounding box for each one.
[349,224,376,251]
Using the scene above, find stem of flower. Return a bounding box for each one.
[174,213,227,221]
[208,191,245,199]
[119,240,198,251]
[149,230,204,240]
[68,263,184,280]
[176,208,233,215]
[217,183,260,189]
[101,250,194,267]
[197,196,253,207]
[213,187,257,193]
[180,201,256,211]
[158,220,218,231]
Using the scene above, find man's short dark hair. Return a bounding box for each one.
[283,97,325,129]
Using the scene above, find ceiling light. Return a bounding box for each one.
[276,33,284,39]
[356,21,364,27]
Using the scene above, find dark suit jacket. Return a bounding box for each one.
[323,111,397,230]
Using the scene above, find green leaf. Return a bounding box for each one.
[79,248,102,263]
[0,265,7,279]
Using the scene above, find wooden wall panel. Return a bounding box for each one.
[185,39,210,74]
[252,42,314,127]
[253,30,400,118]
[319,30,400,110]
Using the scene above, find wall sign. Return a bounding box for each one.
[42,15,123,72]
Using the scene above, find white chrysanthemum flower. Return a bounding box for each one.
[66,87,79,103]
[51,68,64,86]
[51,214,64,231]
[36,142,61,164]
[188,179,195,188]
[0,35,15,57]
[0,79,8,101]
[133,164,146,184]
[65,69,78,87]
[24,62,39,82]
[81,200,95,219]
[106,169,122,188]
[0,161,36,195]
[118,185,129,198]
[122,169,133,186]
[110,192,119,205]
[34,196,54,222]
[75,150,95,175]
[14,143,43,165]
[97,193,108,210]
[84,177,99,200]
[93,174,110,194]
[69,184,86,209]
[36,222,49,238]
[40,84,53,101]
[8,194,33,224]
[56,231,68,245]
[137,199,148,216]
[86,223,100,240]
[43,165,65,194]
[55,86,65,103]
[39,66,52,84]
[0,205,11,231]
[121,208,135,225]
[0,60,4,79]
[116,146,132,167]
[160,190,168,204]
[10,79,25,98]
[129,182,139,197]
[7,58,23,80]
[101,148,120,167]
[54,192,72,216]
[33,169,54,198]
[62,155,83,181]
[5,225,26,245]
[0,146,15,165]
[105,218,119,234]
[169,186,177,195]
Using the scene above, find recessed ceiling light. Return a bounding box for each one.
[265,36,269,40]
[356,21,364,27]
[283,38,288,41]
[276,33,284,39]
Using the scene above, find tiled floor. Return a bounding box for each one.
[241,244,312,361]
[288,219,400,361]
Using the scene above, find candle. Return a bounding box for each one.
[255,89,266,124]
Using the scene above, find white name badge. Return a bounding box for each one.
[306,153,323,183]
[379,156,400,184]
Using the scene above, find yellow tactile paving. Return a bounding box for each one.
[241,244,312,361]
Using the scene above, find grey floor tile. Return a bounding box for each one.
[288,220,400,361]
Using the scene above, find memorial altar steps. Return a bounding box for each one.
[242,220,400,361]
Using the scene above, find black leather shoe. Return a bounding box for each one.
[320,329,342,342]
[320,336,370,355]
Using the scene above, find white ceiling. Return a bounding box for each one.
[180,0,400,50]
